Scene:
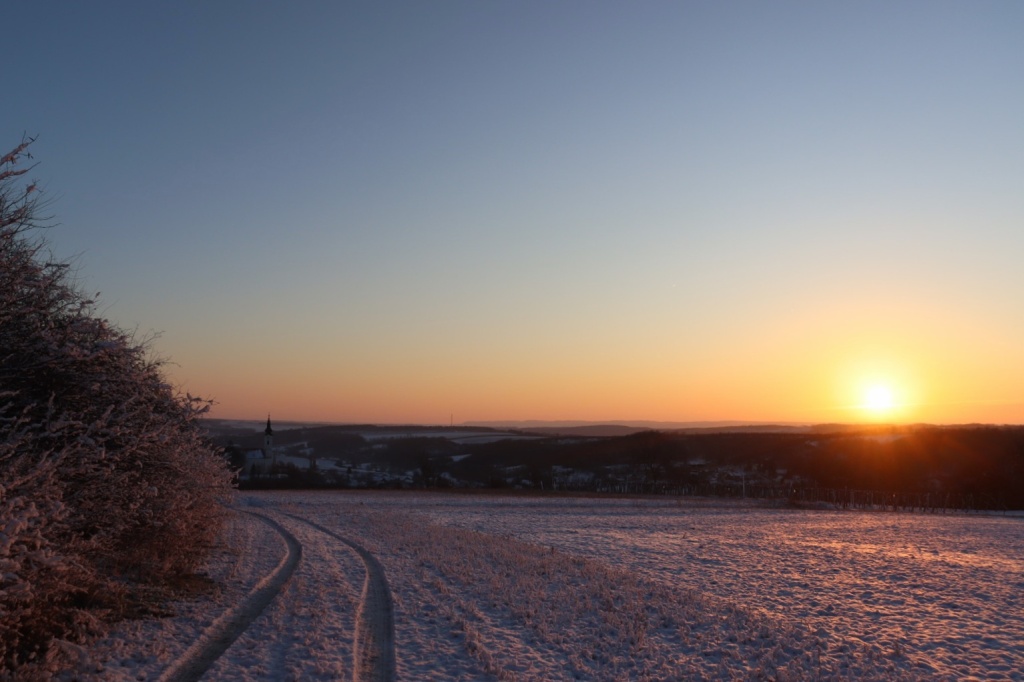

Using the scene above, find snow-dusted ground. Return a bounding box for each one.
[79,491,1024,680]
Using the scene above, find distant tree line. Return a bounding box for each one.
[215,421,1024,510]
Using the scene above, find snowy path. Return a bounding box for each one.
[82,502,368,680]
[191,503,395,680]
[155,508,396,682]
[158,512,302,682]
[282,514,396,682]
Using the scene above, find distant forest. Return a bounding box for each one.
[214,423,1024,511]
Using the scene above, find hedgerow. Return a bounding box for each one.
[0,137,233,677]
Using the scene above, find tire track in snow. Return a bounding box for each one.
[282,513,396,682]
[158,511,302,682]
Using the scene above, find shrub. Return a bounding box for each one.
[0,137,233,676]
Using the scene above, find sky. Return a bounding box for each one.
[6,1,1024,425]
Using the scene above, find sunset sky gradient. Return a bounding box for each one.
[7,1,1024,425]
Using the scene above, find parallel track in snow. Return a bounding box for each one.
[282,513,396,682]
[158,508,395,682]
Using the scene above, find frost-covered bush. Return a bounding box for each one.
[0,138,233,675]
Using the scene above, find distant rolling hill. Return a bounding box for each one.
[465,420,811,437]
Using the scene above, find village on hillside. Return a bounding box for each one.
[209,419,1024,512]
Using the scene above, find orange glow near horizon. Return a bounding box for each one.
[161,297,1024,427]
[164,335,1024,426]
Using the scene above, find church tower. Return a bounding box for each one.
[263,415,275,464]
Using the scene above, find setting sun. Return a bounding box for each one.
[863,384,896,415]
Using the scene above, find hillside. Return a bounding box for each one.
[206,421,1024,510]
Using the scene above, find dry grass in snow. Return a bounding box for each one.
[276,493,921,680]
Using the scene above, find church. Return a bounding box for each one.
[242,415,277,477]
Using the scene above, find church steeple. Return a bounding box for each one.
[263,415,275,463]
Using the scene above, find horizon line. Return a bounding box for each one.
[202,416,1024,429]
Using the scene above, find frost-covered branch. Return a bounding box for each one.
[0,137,233,676]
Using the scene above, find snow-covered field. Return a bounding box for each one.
[79,491,1024,680]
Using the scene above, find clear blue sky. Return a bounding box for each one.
[7,1,1024,424]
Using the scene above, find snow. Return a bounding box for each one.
[77,492,1024,680]
[275,454,344,471]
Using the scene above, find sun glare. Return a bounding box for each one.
[863,384,895,415]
